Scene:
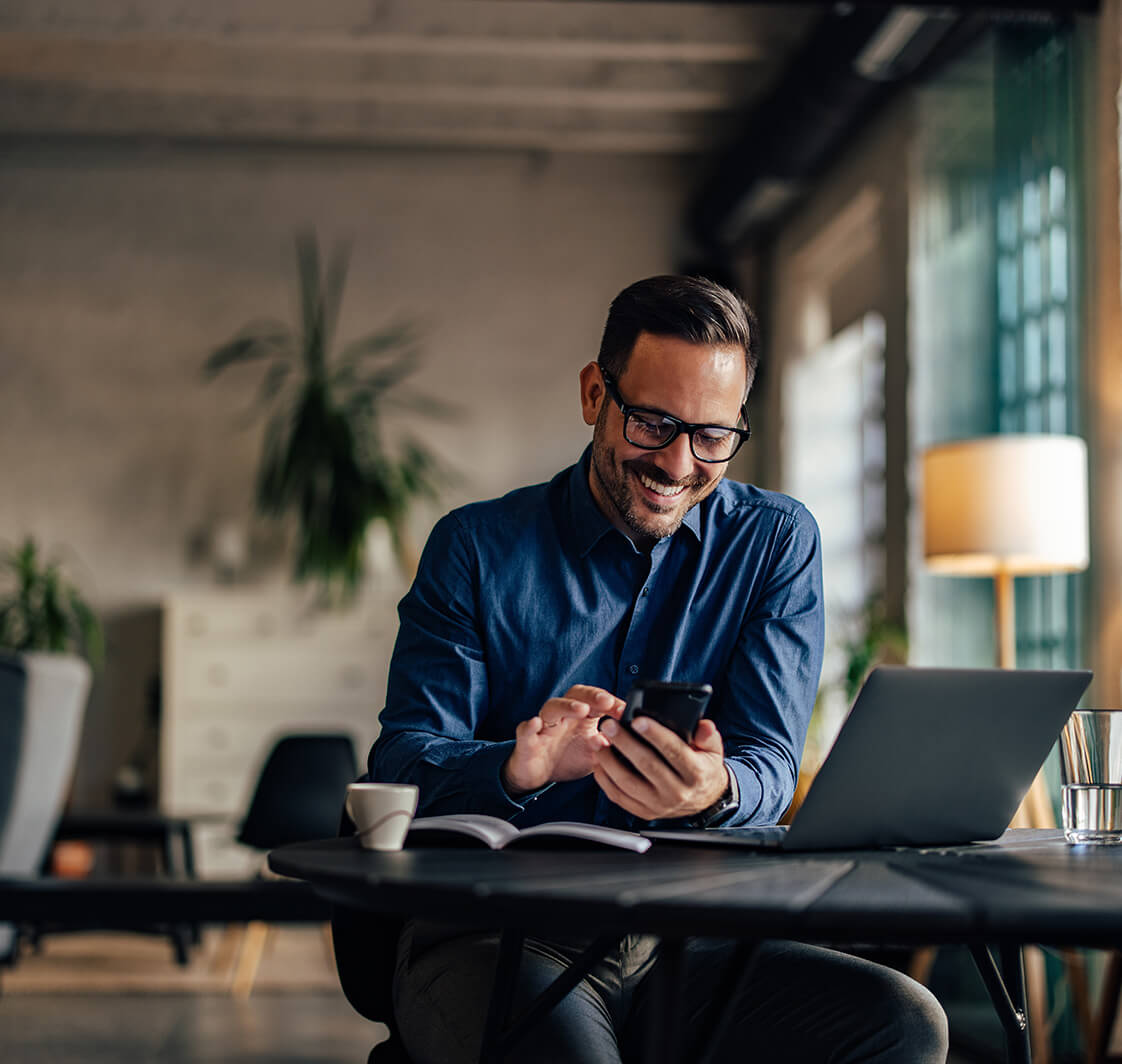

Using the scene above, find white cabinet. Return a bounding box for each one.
[160,590,399,877]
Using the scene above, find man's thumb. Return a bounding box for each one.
[692,718,723,753]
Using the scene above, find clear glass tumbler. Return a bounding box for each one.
[1059,710,1122,844]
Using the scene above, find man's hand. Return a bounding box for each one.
[501,685,625,797]
[592,715,728,820]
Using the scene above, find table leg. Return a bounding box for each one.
[479,930,524,1064]
[176,822,202,946]
[968,945,1030,1064]
[479,932,624,1063]
[1001,945,1033,1064]
[643,937,686,1064]
[161,821,199,961]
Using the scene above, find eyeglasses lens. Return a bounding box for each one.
[624,413,738,461]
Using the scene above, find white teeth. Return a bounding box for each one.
[638,473,683,497]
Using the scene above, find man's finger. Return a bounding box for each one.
[690,717,724,754]
[593,741,680,816]
[592,742,651,799]
[605,717,686,784]
[629,716,690,768]
[514,716,544,740]
[563,685,625,718]
[539,697,591,728]
[592,764,659,821]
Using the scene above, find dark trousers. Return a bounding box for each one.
[393,921,949,1063]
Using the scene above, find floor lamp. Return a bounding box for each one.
[922,434,1089,1064]
[922,434,1089,820]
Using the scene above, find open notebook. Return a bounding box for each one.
[644,665,1092,852]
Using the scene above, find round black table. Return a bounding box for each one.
[270,828,1122,1063]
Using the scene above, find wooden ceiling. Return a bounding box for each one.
[0,1,823,155]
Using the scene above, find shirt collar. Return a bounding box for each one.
[567,446,703,557]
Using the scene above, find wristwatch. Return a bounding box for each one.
[688,766,739,828]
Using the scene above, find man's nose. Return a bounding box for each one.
[653,433,696,481]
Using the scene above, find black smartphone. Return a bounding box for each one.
[620,680,713,744]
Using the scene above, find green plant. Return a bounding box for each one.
[0,538,102,665]
[204,233,449,603]
[842,598,908,702]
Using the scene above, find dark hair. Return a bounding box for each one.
[597,275,760,395]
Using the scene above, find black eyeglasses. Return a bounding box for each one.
[598,363,751,463]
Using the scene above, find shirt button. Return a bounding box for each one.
[628,664,639,675]
[641,587,649,597]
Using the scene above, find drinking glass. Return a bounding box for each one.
[1059,710,1122,844]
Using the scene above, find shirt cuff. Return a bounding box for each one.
[721,760,764,827]
[477,740,554,817]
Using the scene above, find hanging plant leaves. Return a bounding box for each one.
[204,232,453,603]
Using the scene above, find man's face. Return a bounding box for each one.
[580,331,747,548]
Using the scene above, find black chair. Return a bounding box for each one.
[238,733,359,853]
[230,732,359,997]
[333,800,415,1064]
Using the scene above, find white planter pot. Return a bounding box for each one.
[0,651,92,960]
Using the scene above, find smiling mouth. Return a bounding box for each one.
[636,471,686,499]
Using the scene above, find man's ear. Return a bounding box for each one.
[579,362,604,427]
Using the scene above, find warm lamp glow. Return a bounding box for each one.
[922,433,1090,830]
[922,435,1089,576]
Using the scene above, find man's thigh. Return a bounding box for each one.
[393,926,622,1064]
[622,939,948,1064]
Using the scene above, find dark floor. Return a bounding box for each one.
[0,990,992,1064]
[0,933,1033,1064]
[0,991,388,1064]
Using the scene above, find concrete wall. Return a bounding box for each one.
[0,140,689,802]
[0,142,688,605]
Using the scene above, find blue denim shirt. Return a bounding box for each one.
[369,448,824,830]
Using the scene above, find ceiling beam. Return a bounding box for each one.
[0,0,811,57]
[0,77,737,153]
[0,36,762,108]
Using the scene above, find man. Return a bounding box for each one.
[370,275,948,1062]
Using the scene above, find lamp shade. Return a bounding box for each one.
[922,434,1088,576]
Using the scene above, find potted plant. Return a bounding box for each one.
[841,598,908,703]
[793,598,908,821]
[0,538,100,961]
[0,538,102,663]
[204,233,447,604]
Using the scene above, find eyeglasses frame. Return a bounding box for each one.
[597,362,751,464]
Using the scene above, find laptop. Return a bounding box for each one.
[644,666,1092,852]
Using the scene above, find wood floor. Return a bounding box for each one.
[0,992,385,1063]
[0,926,388,1063]
[0,928,1013,1062]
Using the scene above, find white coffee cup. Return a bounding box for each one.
[345,782,419,851]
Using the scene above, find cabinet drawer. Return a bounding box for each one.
[174,647,385,702]
[169,598,400,646]
[161,592,392,824]
[165,759,250,814]
[161,709,377,815]
[168,709,377,762]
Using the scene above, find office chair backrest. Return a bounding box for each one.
[331,798,415,1063]
[237,733,359,852]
